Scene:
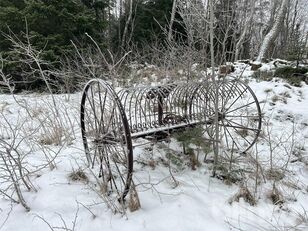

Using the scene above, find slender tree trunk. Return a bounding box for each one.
[282,0,291,58]
[235,0,255,61]
[305,33,308,59]
[291,0,299,39]
[127,2,138,46]
[121,0,133,51]
[210,0,219,176]
[118,0,123,45]
[168,0,177,42]
[256,0,288,62]
[108,0,112,47]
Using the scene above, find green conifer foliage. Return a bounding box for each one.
[0,0,108,60]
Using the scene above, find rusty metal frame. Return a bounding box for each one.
[80,78,262,202]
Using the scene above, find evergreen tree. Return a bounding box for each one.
[0,0,111,91]
[0,0,109,60]
[118,0,185,49]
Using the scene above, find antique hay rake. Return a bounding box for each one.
[80,78,262,203]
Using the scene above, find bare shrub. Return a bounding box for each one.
[69,34,131,88]
[0,114,34,211]
[34,204,79,231]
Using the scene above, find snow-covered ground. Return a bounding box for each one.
[0,65,308,231]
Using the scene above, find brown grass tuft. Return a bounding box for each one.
[69,169,89,183]
[229,186,257,206]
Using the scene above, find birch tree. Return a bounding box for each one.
[256,0,289,62]
[121,0,133,50]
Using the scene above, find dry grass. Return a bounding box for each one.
[282,180,302,191]
[271,95,280,103]
[295,208,308,229]
[27,98,77,146]
[39,125,68,146]
[0,102,9,113]
[264,88,273,93]
[267,183,284,205]
[128,184,141,212]
[229,186,257,206]
[279,91,291,98]
[271,94,287,104]
[265,168,285,181]
[148,159,156,170]
[236,128,249,137]
[69,169,89,183]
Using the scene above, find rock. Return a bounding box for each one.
[219,65,235,75]
[250,62,262,71]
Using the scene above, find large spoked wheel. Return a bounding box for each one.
[80,79,133,203]
[207,78,262,153]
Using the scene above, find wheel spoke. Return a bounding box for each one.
[225,101,256,114]
[220,120,241,151]
[98,83,107,134]
[80,80,133,203]
[221,81,242,109]
[222,122,229,149]
[223,119,252,146]
[225,114,259,118]
[204,80,262,153]
[219,122,259,132]
[224,87,248,112]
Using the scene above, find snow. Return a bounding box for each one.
[1,65,308,230]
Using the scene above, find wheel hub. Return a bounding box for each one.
[94,133,118,145]
[217,111,226,121]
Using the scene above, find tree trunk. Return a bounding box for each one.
[168,0,177,42]
[209,0,219,176]
[118,0,123,45]
[235,0,255,61]
[121,0,133,51]
[290,0,299,39]
[256,0,288,62]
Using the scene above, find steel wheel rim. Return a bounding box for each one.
[80,79,133,202]
[206,79,262,153]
